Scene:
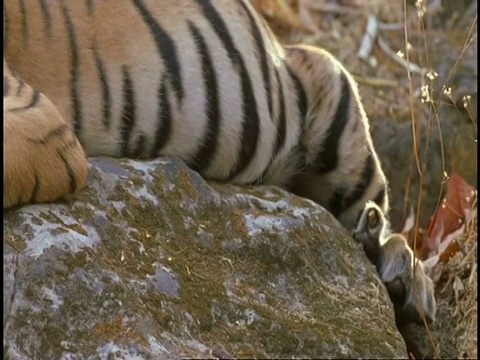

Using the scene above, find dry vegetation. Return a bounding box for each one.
[249,0,478,358]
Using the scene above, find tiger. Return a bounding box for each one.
[3,0,435,325]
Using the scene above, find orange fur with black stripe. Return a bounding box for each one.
[4,60,88,208]
[4,0,434,325]
[4,0,388,227]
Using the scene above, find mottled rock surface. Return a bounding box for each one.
[4,157,406,359]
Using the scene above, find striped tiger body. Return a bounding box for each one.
[4,0,436,327]
[4,0,388,230]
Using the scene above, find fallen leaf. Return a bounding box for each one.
[424,170,477,262]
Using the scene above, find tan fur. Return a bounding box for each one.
[4,60,88,208]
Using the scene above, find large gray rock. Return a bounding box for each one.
[4,157,406,359]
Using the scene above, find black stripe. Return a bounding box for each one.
[26,90,40,109]
[9,90,40,112]
[133,135,147,159]
[39,0,52,37]
[272,68,287,160]
[62,4,82,137]
[5,62,25,96]
[187,21,220,172]
[57,150,77,194]
[16,78,26,96]
[151,76,172,157]
[286,65,308,124]
[373,187,387,209]
[327,189,344,218]
[4,77,9,97]
[237,0,272,118]
[314,72,350,174]
[254,68,287,185]
[5,62,19,79]
[196,0,260,180]
[94,49,112,130]
[86,0,94,15]
[342,154,376,210]
[328,154,376,217]
[19,0,29,48]
[120,66,136,157]
[132,0,184,105]
[29,173,40,203]
[29,124,69,145]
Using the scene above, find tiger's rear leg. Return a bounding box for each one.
[352,201,436,325]
[4,60,88,209]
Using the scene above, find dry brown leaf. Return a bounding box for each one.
[401,170,477,270]
[423,170,477,263]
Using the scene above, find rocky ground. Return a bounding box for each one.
[4,158,407,359]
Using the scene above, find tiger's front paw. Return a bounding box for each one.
[4,79,89,209]
[380,236,436,325]
[353,202,436,325]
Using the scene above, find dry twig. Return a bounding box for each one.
[377,36,425,75]
[307,1,364,15]
[358,15,379,60]
[353,75,398,88]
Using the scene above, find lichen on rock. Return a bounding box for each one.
[4,157,407,359]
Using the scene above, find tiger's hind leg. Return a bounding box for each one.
[4,60,88,209]
[353,201,436,325]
